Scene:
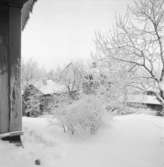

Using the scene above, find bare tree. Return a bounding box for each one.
[21,59,47,89]
[90,57,134,113]
[95,0,164,105]
[59,62,84,97]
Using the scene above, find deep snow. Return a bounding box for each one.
[0,114,164,167]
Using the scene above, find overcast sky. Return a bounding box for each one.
[22,0,132,71]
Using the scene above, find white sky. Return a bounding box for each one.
[22,0,131,71]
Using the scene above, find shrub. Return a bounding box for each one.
[56,95,105,135]
[22,84,43,117]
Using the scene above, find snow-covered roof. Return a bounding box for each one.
[21,0,38,30]
[34,80,66,94]
[127,94,160,105]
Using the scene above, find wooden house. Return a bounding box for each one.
[127,94,163,111]
[0,0,37,139]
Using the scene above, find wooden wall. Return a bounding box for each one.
[0,5,9,133]
[0,4,22,134]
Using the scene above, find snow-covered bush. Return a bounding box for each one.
[22,84,43,117]
[56,95,105,135]
[82,78,99,95]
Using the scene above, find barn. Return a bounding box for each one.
[0,0,37,140]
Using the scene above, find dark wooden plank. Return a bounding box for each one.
[0,131,23,138]
[9,6,22,132]
[0,6,9,133]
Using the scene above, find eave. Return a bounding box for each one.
[0,0,37,30]
[21,0,37,30]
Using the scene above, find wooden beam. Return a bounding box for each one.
[0,0,37,137]
[0,131,23,139]
[0,6,9,133]
[8,6,22,132]
[0,4,22,135]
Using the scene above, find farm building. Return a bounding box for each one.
[22,83,56,117]
[127,94,163,111]
[0,0,37,139]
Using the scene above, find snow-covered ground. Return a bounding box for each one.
[0,113,164,167]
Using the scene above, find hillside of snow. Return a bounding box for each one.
[0,114,164,167]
